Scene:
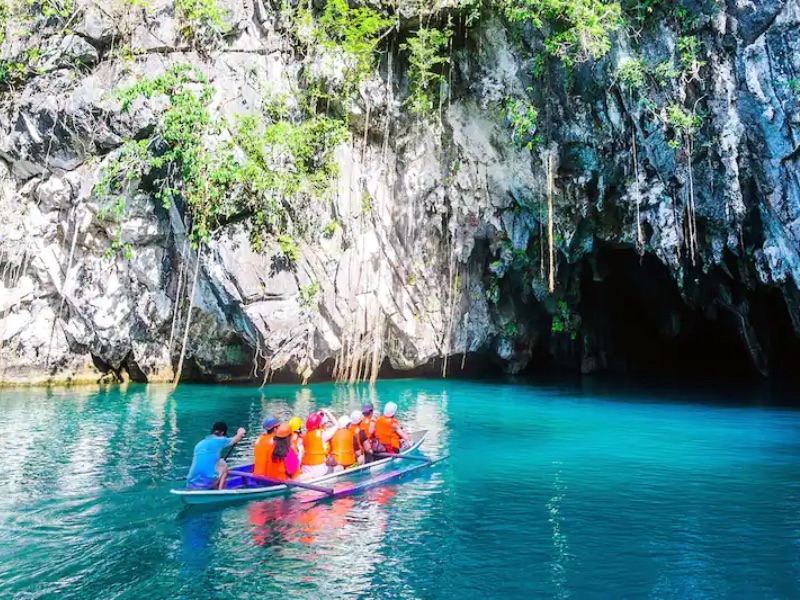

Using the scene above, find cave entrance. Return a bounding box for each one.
[578,247,758,381]
[748,286,800,381]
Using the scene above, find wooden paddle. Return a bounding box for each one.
[229,470,334,495]
[223,442,238,461]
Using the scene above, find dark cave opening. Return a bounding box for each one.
[749,286,800,380]
[575,247,760,380]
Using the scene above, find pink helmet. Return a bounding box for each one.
[306,412,323,431]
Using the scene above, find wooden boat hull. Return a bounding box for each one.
[170,430,428,505]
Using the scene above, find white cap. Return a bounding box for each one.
[350,410,363,425]
[384,402,398,417]
[337,415,351,429]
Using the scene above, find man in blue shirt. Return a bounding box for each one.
[187,421,246,489]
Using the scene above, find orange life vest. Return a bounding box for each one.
[302,429,326,466]
[290,432,301,454]
[331,428,357,466]
[253,433,274,475]
[348,423,363,452]
[359,416,374,438]
[375,416,400,451]
[265,453,289,480]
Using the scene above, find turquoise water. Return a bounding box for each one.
[2,380,800,599]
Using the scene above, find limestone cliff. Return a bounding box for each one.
[2,0,800,385]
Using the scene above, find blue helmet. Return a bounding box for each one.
[263,415,279,431]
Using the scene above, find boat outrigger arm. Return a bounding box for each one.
[300,454,448,503]
[170,430,429,505]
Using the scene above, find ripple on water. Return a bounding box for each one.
[3,381,800,599]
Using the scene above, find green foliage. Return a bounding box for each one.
[0,1,10,44]
[361,190,373,214]
[312,0,392,96]
[102,65,348,258]
[463,0,483,27]
[677,35,705,78]
[401,26,452,116]
[499,0,622,65]
[322,220,337,238]
[551,299,577,338]
[511,248,531,271]
[622,0,664,27]
[617,57,646,90]
[653,60,680,86]
[674,5,702,32]
[789,79,800,94]
[504,97,541,150]
[233,105,347,249]
[0,59,26,88]
[95,139,151,216]
[665,103,701,136]
[487,276,500,304]
[530,54,547,79]
[175,0,228,44]
[278,234,300,264]
[288,0,391,108]
[102,230,134,261]
[502,321,518,337]
[27,0,74,19]
[299,280,320,309]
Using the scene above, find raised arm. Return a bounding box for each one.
[320,409,337,426]
[230,427,246,446]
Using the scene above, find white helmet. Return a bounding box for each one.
[384,402,398,417]
[337,415,351,429]
[350,410,363,425]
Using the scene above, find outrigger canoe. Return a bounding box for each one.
[170,430,428,505]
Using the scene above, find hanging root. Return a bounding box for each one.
[686,134,698,265]
[369,320,383,386]
[173,244,203,389]
[632,131,644,254]
[441,254,458,379]
[168,240,188,357]
[547,153,555,293]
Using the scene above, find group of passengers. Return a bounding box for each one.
[187,402,411,490]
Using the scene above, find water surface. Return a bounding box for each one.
[2,379,800,599]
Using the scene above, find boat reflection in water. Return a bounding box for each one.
[243,482,417,595]
[233,384,448,594]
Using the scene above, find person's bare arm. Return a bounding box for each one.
[393,422,410,442]
[320,409,336,426]
[230,427,246,445]
[354,434,363,457]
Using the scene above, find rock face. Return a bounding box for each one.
[2,0,800,385]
